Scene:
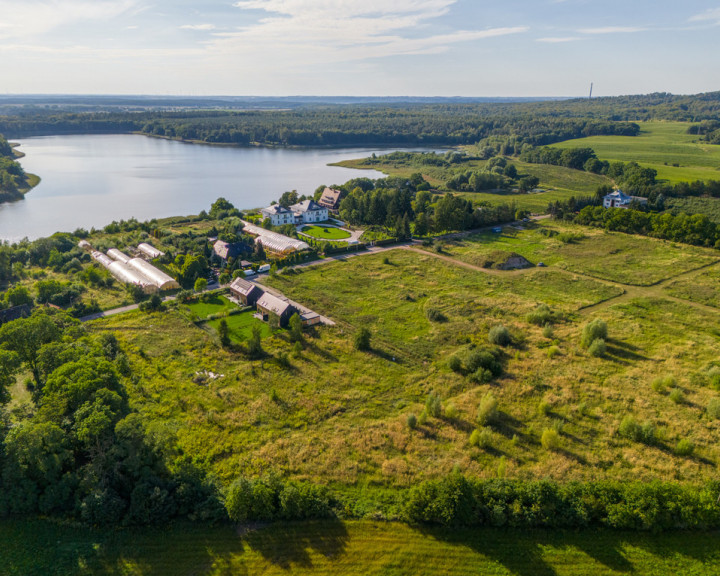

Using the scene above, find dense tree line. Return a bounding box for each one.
[574,206,720,248]
[0,134,29,203]
[405,473,720,530]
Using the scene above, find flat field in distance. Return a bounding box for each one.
[551,122,720,183]
[5,518,720,576]
[81,218,720,489]
[334,155,610,213]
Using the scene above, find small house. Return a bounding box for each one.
[603,190,632,208]
[256,292,296,327]
[318,187,342,211]
[300,311,322,327]
[229,277,262,306]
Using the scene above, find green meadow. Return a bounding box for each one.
[551,122,720,184]
[301,225,352,240]
[4,518,720,576]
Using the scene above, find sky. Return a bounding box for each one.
[0,0,718,97]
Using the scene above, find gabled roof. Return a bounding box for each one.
[230,277,261,298]
[257,292,294,316]
[290,199,325,213]
[213,240,248,260]
[604,190,631,200]
[318,187,342,209]
[261,204,292,215]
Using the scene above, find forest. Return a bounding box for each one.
[0,134,29,203]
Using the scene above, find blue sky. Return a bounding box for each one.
[0,0,718,96]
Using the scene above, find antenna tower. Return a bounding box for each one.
[589,83,594,99]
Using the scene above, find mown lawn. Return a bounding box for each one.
[4,518,720,576]
[301,225,352,240]
[206,309,271,341]
[185,294,237,319]
[552,121,720,184]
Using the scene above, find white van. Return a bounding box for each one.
[244,269,257,277]
[257,264,271,273]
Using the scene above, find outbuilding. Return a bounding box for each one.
[229,277,262,306]
[256,292,296,327]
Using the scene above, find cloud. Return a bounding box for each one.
[689,7,720,24]
[0,0,137,40]
[578,26,646,34]
[536,36,580,43]
[180,24,217,31]
[210,0,527,67]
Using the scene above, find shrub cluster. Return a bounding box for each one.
[449,347,503,383]
[225,477,332,522]
[404,474,720,530]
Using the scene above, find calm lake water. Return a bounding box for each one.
[0,134,411,242]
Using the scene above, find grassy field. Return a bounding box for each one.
[185,294,237,319]
[301,225,352,240]
[20,218,707,492]
[335,156,610,214]
[665,266,720,309]
[552,122,720,184]
[5,518,720,576]
[666,197,720,223]
[433,221,719,286]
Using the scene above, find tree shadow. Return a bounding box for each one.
[243,518,349,570]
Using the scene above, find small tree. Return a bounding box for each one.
[581,318,608,348]
[247,324,263,359]
[288,313,303,343]
[194,277,208,293]
[218,318,230,346]
[488,325,511,347]
[477,392,498,426]
[354,327,371,351]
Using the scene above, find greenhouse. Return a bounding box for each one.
[107,261,159,294]
[91,251,114,268]
[107,248,132,263]
[137,242,164,259]
[126,258,180,290]
[242,222,310,254]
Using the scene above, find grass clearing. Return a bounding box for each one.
[434,221,719,286]
[552,122,720,184]
[206,309,271,341]
[4,518,720,576]
[664,265,720,309]
[185,294,236,319]
[301,225,352,240]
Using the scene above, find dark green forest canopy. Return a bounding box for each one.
[1,91,719,147]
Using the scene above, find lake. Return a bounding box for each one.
[0,134,418,242]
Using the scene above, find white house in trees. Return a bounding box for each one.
[290,199,328,224]
[260,204,295,226]
[602,190,647,209]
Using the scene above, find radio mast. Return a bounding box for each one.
[589,83,594,99]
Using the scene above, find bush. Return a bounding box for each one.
[619,416,657,445]
[476,393,498,426]
[469,427,494,449]
[588,338,606,357]
[669,388,685,404]
[674,438,695,457]
[542,325,554,339]
[651,376,672,394]
[527,304,556,326]
[448,354,462,373]
[541,428,561,451]
[707,397,720,419]
[407,413,418,429]
[444,403,459,420]
[353,327,371,351]
[425,393,442,418]
[488,325,511,347]
[426,308,448,323]
[464,347,503,378]
[581,318,608,348]
[546,345,561,359]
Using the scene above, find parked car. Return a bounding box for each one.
[537,262,546,267]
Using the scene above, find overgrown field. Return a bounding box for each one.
[75,220,720,491]
[552,122,720,184]
[4,518,720,576]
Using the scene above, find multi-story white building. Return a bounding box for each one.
[260,204,296,226]
[290,199,329,224]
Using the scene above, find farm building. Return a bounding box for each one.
[125,258,180,291]
[107,248,132,264]
[255,292,296,327]
[213,240,250,261]
[78,240,93,251]
[229,277,262,306]
[242,221,310,254]
[318,187,342,211]
[137,242,164,259]
[603,190,648,209]
[300,311,322,327]
[290,199,328,224]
